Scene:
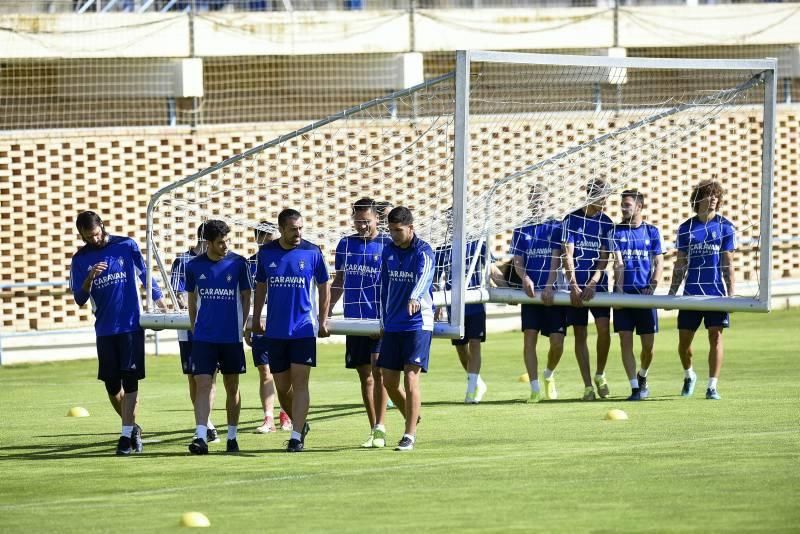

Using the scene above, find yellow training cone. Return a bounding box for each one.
[180,512,210,528]
[67,407,90,418]
[605,409,628,421]
[517,373,530,383]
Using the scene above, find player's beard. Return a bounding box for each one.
[84,232,108,249]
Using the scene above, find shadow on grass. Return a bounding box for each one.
[0,439,367,460]
[1,403,370,461]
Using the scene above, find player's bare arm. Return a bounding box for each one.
[541,249,561,306]
[646,253,664,295]
[187,291,198,335]
[329,270,344,315]
[582,248,608,302]
[721,250,735,296]
[318,280,331,338]
[563,242,583,306]
[668,250,688,295]
[240,289,252,339]
[612,250,625,294]
[513,254,535,298]
[251,281,268,335]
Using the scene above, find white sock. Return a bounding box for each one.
[477,375,486,387]
[684,367,696,379]
[629,378,639,389]
[467,373,478,393]
[530,379,541,393]
[403,433,416,443]
[207,420,215,430]
[290,430,302,441]
[543,368,554,380]
[638,368,648,378]
[374,424,386,433]
[121,425,133,438]
[196,425,208,442]
[264,410,274,419]
[227,426,237,440]
[595,373,605,381]
[708,377,718,390]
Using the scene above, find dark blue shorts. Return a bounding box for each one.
[251,334,270,368]
[179,340,193,375]
[452,311,487,346]
[96,330,145,381]
[677,310,730,331]
[613,308,658,335]
[345,335,382,368]
[262,337,317,374]
[378,330,432,372]
[521,305,568,336]
[191,341,246,376]
[566,306,611,327]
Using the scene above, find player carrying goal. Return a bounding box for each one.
[669,180,736,401]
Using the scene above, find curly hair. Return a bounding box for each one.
[690,180,724,212]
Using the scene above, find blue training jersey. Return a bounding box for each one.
[676,215,736,296]
[170,249,197,295]
[255,239,330,339]
[185,252,252,343]
[562,208,614,290]
[434,240,486,316]
[510,220,563,291]
[170,248,198,342]
[608,222,663,294]
[381,235,435,332]
[334,233,391,320]
[70,235,163,337]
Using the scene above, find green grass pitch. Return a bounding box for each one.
[1,309,798,532]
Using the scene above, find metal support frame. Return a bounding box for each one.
[466,50,776,313]
[759,65,777,311]
[143,50,777,337]
[448,49,469,339]
[144,70,464,337]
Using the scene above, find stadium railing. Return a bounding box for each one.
[8,0,797,14]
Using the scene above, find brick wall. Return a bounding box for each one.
[2,109,798,332]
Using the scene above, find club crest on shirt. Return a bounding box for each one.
[299,260,305,271]
[645,239,650,246]
[118,257,125,267]
[712,231,717,239]
[373,255,380,262]
[226,274,232,283]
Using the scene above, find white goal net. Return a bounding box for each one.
[143,50,776,335]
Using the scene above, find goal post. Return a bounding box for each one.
[141,70,470,337]
[457,50,776,313]
[141,49,778,337]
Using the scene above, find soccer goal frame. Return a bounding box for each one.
[140,70,469,338]
[458,50,777,313]
[140,50,777,337]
